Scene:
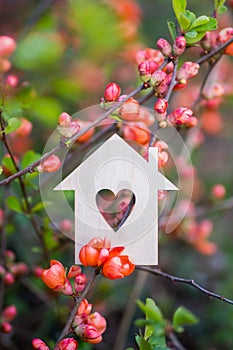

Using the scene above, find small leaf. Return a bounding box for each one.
[218,5,227,14]
[179,10,196,31]
[172,307,199,330]
[21,150,41,169]
[167,21,177,41]
[4,118,21,134]
[145,298,163,323]
[215,0,226,12]
[2,156,16,175]
[135,335,153,350]
[185,31,206,44]
[6,195,23,213]
[110,114,122,122]
[172,0,186,21]
[192,17,217,32]
[0,166,3,175]
[189,15,209,30]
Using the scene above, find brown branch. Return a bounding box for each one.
[0,84,146,188]
[196,37,233,65]
[54,269,98,347]
[0,111,49,262]
[137,266,233,306]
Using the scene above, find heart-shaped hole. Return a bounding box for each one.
[96,189,136,231]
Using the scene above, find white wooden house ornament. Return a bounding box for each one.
[54,134,178,265]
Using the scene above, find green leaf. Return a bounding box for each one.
[179,10,196,31]
[215,0,226,11]
[185,31,206,44]
[185,30,198,39]
[145,298,163,323]
[167,21,177,41]
[110,114,122,122]
[14,32,64,71]
[191,17,217,32]
[0,166,3,175]
[21,150,41,169]
[4,118,21,135]
[135,335,153,350]
[2,156,16,175]
[172,307,199,330]
[172,0,186,21]
[189,15,209,30]
[6,195,23,213]
[218,5,227,14]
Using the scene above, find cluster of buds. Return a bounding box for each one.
[175,62,200,89]
[38,154,61,173]
[41,260,87,296]
[58,112,94,143]
[135,48,164,82]
[167,107,197,128]
[79,237,135,279]
[157,36,186,57]
[32,337,78,350]
[0,36,17,73]
[0,249,28,287]
[216,27,233,55]
[72,298,107,344]
[1,305,17,334]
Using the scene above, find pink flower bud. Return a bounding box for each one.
[1,322,12,333]
[0,36,17,57]
[177,62,199,81]
[154,98,168,114]
[88,312,107,334]
[150,70,167,88]
[212,184,226,199]
[168,107,194,126]
[0,58,11,72]
[217,27,233,44]
[56,337,78,350]
[74,273,87,293]
[157,38,172,57]
[119,98,140,121]
[6,75,18,88]
[38,155,61,173]
[104,82,121,102]
[59,219,73,234]
[173,36,186,56]
[58,112,72,127]
[5,250,15,262]
[138,60,158,82]
[2,305,17,322]
[3,272,14,286]
[33,266,43,277]
[32,338,50,350]
[201,32,215,51]
[68,265,82,279]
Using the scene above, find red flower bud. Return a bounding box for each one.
[157,38,172,57]
[55,337,79,350]
[3,272,14,286]
[2,305,17,322]
[104,82,121,102]
[154,98,168,114]
[6,75,18,88]
[38,155,61,173]
[0,36,17,57]
[119,98,140,121]
[1,322,12,334]
[32,338,50,350]
[74,273,87,293]
[173,36,186,56]
[212,184,226,199]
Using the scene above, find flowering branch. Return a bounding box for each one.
[54,269,98,347]
[0,84,146,187]
[196,36,233,65]
[137,266,233,306]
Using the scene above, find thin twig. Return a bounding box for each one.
[0,84,146,187]
[137,266,233,306]
[196,37,233,65]
[54,269,98,346]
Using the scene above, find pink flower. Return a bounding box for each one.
[102,247,135,279]
[79,237,111,267]
[38,155,61,173]
[41,260,73,295]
